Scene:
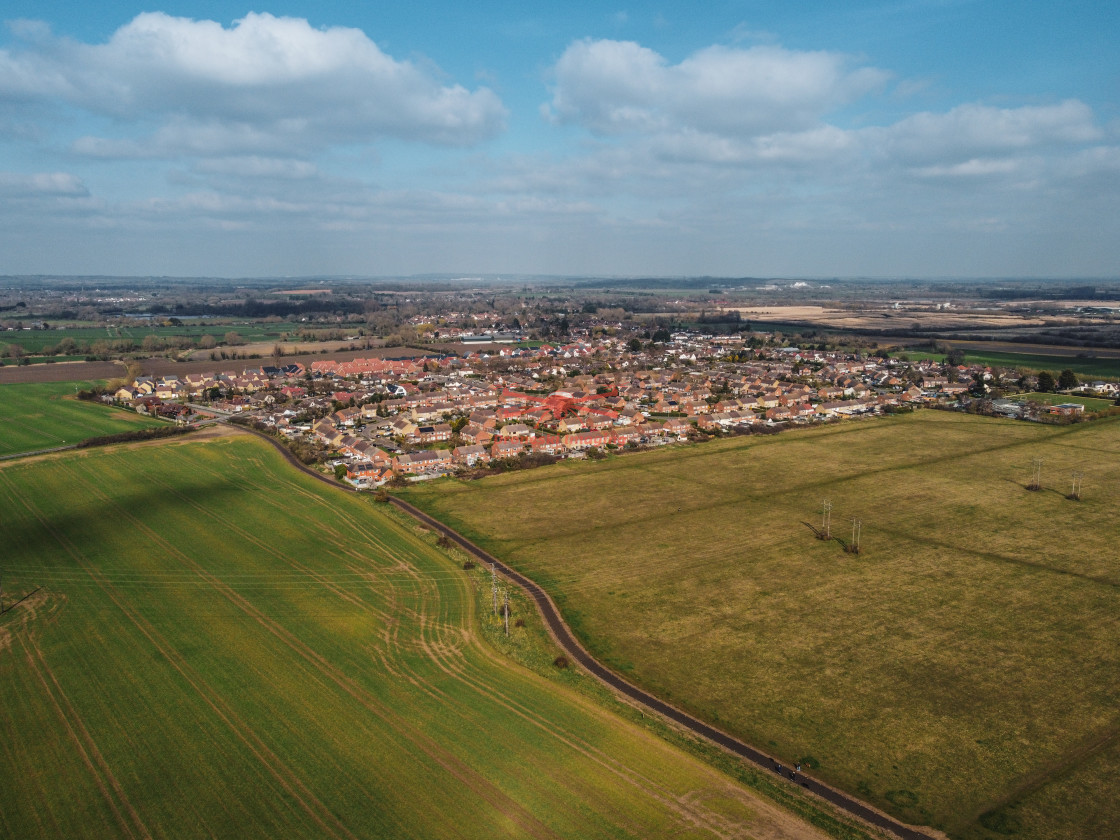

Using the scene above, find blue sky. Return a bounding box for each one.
[1,1,1117,278]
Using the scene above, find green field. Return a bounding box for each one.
[400,411,1120,838]
[903,347,1120,379]
[1008,392,1116,411]
[0,322,299,356]
[965,351,1120,378]
[0,433,866,840]
[0,381,163,456]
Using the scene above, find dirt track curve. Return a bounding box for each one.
[236,425,937,840]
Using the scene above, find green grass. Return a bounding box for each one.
[0,322,300,355]
[1008,392,1116,411]
[0,381,163,456]
[0,433,871,840]
[399,411,1120,839]
[903,348,1120,379]
[964,351,1120,379]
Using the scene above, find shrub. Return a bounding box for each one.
[553,655,569,669]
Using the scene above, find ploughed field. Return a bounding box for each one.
[400,411,1120,839]
[0,432,850,840]
[0,381,163,456]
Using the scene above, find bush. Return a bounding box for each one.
[553,655,570,669]
[76,426,195,449]
[462,559,477,570]
[435,534,452,549]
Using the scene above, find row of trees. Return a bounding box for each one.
[1036,369,1080,392]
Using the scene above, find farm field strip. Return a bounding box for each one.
[0,381,162,456]
[0,435,851,840]
[399,411,1120,839]
[0,323,301,356]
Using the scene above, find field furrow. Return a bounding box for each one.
[0,434,843,839]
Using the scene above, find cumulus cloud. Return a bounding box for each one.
[545,39,888,137]
[0,12,506,153]
[869,100,1102,165]
[542,37,1104,188]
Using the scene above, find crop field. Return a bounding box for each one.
[0,381,163,456]
[0,322,299,356]
[400,411,1120,839]
[953,351,1120,379]
[0,432,863,840]
[902,346,1120,379]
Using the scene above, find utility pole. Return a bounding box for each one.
[491,563,498,616]
[822,499,832,539]
[1071,470,1084,500]
[503,589,510,637]
[1030,457,1043,491]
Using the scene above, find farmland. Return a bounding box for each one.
[1007,392,1116,412]
[0,432,863,840]
[0,322,298,357]
[0,381,163,456]
[400,411,1120,838]
[901,346,1120,379]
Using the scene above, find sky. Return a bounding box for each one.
[1,1,1118,279]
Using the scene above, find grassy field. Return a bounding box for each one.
[902,347,1120,379]
[1008,392,1116,412]
[0,381,163,456]
[0,322,299,356]
[0,432,868,840]
[400,411,1120,839]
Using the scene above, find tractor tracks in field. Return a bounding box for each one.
[232,424,938,840]
[60,451,562,840]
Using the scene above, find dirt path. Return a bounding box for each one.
[232,424,938,840]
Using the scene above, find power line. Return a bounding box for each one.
[849,518,861,555]
[1029,457,1043,492]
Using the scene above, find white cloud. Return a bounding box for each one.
[912,157,1027,178]
[0,171,88,197]
[545,39,888,137]
[869,100,1101,165]
[194,156,320,179]
[0,12,506,154]
[1063,145,1120,177]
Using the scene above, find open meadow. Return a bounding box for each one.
[400,411,1120,839]
[0,431,867,840]
[0,381,163,456]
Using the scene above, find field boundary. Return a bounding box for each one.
[388,494,938,840]
[229,423,936,840]
[0,444,78,462]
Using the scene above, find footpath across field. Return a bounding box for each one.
[401,410,1120,839]
[0,434,863,840]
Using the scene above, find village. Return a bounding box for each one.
[109,329,1118,487]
